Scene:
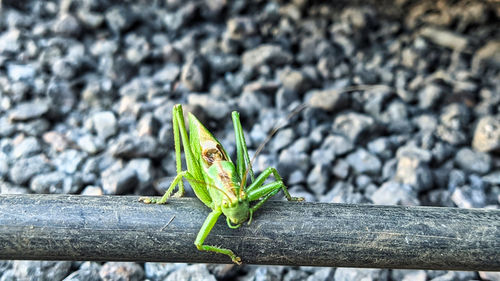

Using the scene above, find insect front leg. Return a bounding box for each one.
[195,209,242,264]
[245,167,304,224]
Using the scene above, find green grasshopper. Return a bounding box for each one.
[140,104,303,264]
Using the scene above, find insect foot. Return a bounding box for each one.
[232,256,242,265]
[138,197,167,204]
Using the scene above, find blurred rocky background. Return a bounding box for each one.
[0,0,499,280]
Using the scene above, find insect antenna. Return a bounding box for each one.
[240,103,308,190]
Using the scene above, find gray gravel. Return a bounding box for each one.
[0,0,498,280]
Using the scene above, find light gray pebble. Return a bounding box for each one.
[448,169,467,190]
[12,136,41,159]
[80,185,103,196]
[346,148,381,175]
[30,171,66,194]
[371,181,419,206]
[62,261,101,281]
[321,182,360,204]
[12,261,71,281]
[418,83,443,109]
[165,264,216,281]
[451,185,486,208]
[332,112,375,144]
[144,263,188,281]
[52,14,81,37]
[77,134,105,154]
[472,115,500,153]
[242,44,292,69]
[455,148,491,174]
[54,149,86,174]
[307,164,330,197]
[126,158,154,191]
[92,111,117,139]
[396,145,432,163]
[334,267,384,281]
[367,137,393,159]
[308,89,350,112]
[102,167,138,195]
[394,155,433,191]
[391,270,427,281]
[276,87,299,110]
[0,117,15,137]
[187,94,231,120]
[9,154,52,185]
[110,135,164,159]
[0,29,21,54]
[99,262,143,281]
[332,159,350,179]
[306,267,334,281]
[9,100,50,121]
[6,63,36,81]
[153,64,180,82]
[105,6,136,33]
[271,128,295,152]
[206,53,240,73]
[278,148,310,179]
[482,171,500,185]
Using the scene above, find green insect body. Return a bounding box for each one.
[140,104,303,264]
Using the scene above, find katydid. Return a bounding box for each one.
[140,104,303,264]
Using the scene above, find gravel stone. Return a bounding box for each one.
[92,111,117,139]
[77,134,105,154]
[12,261,71,281]
[99,262,143,281]
[472,115,500,153]
[52,14,81,37]
[109,135,164,159]
[394,154,433,192]
[102,167,138,195]
[30,171,66,194]
[105,6,136,33]
[418,83,443,109]
[451,185,487,208]
[419,27,469,51]
[181,56,208,92]
[307,164,330,196]
[62,262,101,281]
[12,136,41,159]
[271,128,295,152]
[308,89,350,112]
[332,112,375,144]
[346,148,381,175]
[9,154,52,185]
[54,149,86,174]
[334,268,383,281]
[278,148,310,179]
[6,63,36,81]
[187,94,230,120]
[9,100,50,121]
[370,181,419,206]
[126,158,154,191]
[144,263,188,281]
[165,264,216,281]
[80,185,103,196]
[332,159,350,179]
[455,148,491,175]
[242,44,292,69]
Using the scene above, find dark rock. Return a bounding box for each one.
[278,148,310,179]
[370,181,419,206]
[308,89,350,112]
[242,44,292,69]
[276,87,299,110]
[126,158,154,191]
[99,262,144,281]
[9,100,50,121]
[181,56,208,92]
[332,112,375,144]
[472,115,500,153]
[110,135,164,159]
[9,154,52,185]
[455,148,491,175]
[237,91,271,117]
[102,166,137,195]
[280,69,311,94]
[226,17,257,40]
[206,54,240,73]
[346,148,381,175]
[163,3,197,32]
